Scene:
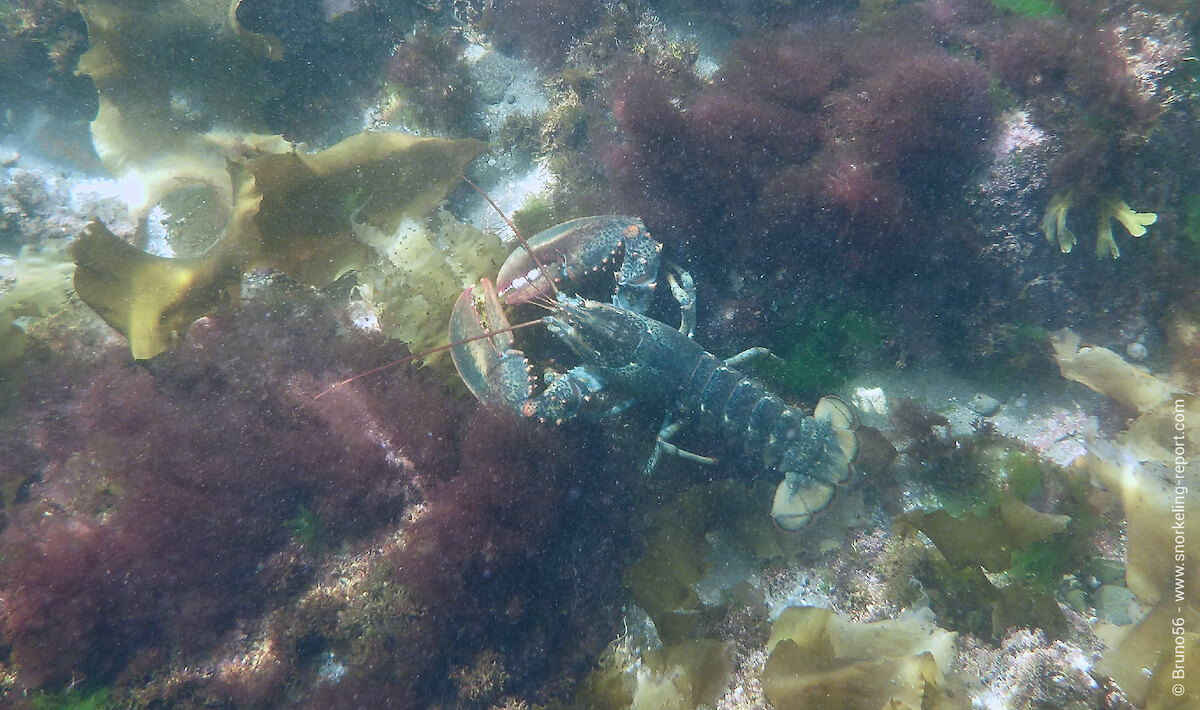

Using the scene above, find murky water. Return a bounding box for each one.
[1,1,1197,707]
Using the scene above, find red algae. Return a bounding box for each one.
[0,285,632,706]
[603,24,993,269]
[0,290,459,688]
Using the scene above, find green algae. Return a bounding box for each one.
[1008,539,1068,590]
[30,687,110,710]
[285,504,326,549]
[512,193,557,239]
[989,0,1062,17]
[758,303,885,399]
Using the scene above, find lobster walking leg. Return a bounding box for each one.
[644,346,777,474]
[724,347,777,368]
[644,413,717,475]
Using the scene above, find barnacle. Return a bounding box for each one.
[1042,192,1157,258]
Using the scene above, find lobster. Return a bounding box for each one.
[448,212,860,531]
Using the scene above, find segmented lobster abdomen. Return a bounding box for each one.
[677,354,827,472]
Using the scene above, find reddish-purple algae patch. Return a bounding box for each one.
[0,288,629,706]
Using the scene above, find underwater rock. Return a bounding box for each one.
[1127,341,1149,362]
[969,392,1001,417]
[381,23,483,137]
[1093,584,1136,626]
[980,4,1182,245]
[486,0,604,68]
[955,629,1113,710]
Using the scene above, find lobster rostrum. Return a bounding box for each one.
[449,215,860,530]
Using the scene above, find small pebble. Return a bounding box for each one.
[1085,558,1126,586]
[1065,588,1088,613]
[1094,584,1136,625]
[969,392,1001,416]
[1126,341,1148,361]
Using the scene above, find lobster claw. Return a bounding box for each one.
[771,396,860,531]
[449,278,533,412]
[496,216,660,315]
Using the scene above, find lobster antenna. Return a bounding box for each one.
[463,177,559,297]
[312,319,543,400]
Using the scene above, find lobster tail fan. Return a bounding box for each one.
[771,396,860,531]
[771,478,837,531]
[815,395,859,463]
